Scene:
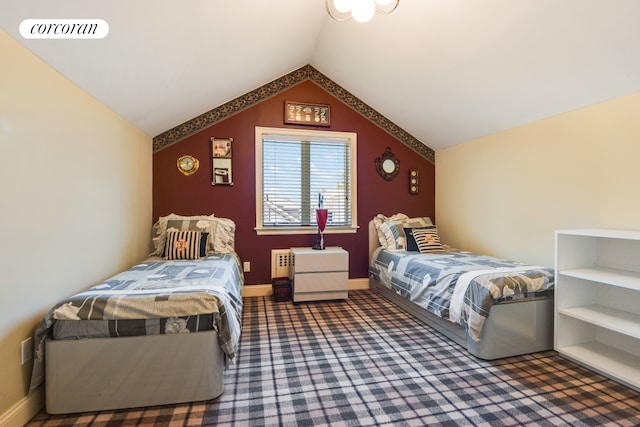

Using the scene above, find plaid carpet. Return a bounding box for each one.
[28,290,640,426]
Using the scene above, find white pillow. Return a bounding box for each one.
[211,217,236,253]
[373,213,408,248]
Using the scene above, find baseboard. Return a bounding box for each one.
[349,278,369,290]
[0,387,44,427]
[243,284,273,297]
[243,278,369,297]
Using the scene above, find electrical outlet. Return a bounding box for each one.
[21,337,33,365]
[243,261,250,272]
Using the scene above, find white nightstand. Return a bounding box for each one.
[290,247,349,302]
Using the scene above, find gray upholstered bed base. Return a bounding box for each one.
[368,220,553,360]
[369,278,553,359]
[45,329,224,414]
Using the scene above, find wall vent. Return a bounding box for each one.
[271,249,293,279]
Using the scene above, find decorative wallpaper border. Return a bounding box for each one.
[152,64,435,163]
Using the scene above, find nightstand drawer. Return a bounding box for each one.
[294,290,347,302]
[293,248,348,273]
[294,271,348,293]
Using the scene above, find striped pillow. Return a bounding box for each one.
[403,227,434,252]
[162,231,208,258]
[166,218,217,253]
[412,227,445,253]
[149,214,217,257]
[165,230,202,260]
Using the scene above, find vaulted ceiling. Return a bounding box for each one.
[2,0,639,153]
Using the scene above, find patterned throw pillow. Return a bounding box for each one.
[165,230,202,260]
[150,214,236,256]
[380,219,407,250]
[373,213,408,248]
[211,217,236,253]
[150,214,217,256]
[403,227,434,252]
[160,231,208,258]
[412,226,445,253]
[166,218,216,253]
[379,216,433,250]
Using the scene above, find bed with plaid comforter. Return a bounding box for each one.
[368,248,553,342]
[30,253,243,392]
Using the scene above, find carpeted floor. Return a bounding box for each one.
[28,290,640,426]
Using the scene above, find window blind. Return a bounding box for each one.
[262,134,352,228]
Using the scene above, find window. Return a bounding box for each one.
[255,127,357,235]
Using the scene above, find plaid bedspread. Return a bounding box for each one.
[369,248,554,341]
[29,253,244,392]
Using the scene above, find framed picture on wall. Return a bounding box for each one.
[284,101,331,126]
[211,137,233,185]
[212,138,232,158]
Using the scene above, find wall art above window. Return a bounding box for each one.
[284,101,331,126]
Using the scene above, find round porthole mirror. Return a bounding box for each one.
[382,159,396,174]
[375,147,400,181]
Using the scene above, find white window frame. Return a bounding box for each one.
[255,126,358,236]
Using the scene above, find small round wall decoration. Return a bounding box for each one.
[177,155,199,176]
[375,147,400,181]
[409,169,419,194]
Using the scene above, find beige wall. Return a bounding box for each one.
[436,92,640,268]
[0,30,152,425]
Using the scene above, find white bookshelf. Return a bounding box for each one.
[555,229,640,391]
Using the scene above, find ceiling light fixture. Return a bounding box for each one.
[325,0,400,23]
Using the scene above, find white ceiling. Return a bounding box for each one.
[2,0,640,151]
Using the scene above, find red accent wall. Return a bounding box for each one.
[153,80,435,285]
